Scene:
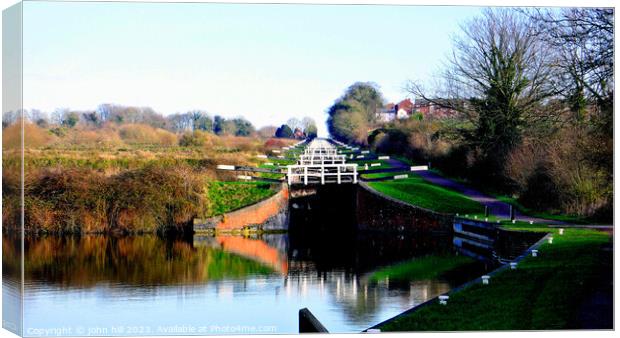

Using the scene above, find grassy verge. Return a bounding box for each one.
[205,181,278,217]
[369,255,475,283]
[379,225,612,330]
[368,175,483,214]
[423,167,602,225]
[361,171,411,180]
[352,159,394,171]
[493,195,598,224]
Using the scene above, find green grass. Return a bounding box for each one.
[369,255,475,283]
[368,175,483,214]
[493,195,599,225]
[351,159,394,171]
[361,171,411,180]
[422,168,603,225]
[379,226,612,331]
[206,181,278,216]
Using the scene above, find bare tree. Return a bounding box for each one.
[527,8,613,117]
[286,118,303,131]
[407,9,557,187]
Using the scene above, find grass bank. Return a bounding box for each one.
[367,174,483,214]
[378,224,612,330]
[205,181,279,217]
[361,171,411,180]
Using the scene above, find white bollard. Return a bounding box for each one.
[410,165,429,171]
[548,236,554,244]
[481,275,490,285]
[529,220,534,225]
[485,218,488,222]
[559,228,564,235]
[512,219,516,224]
[510,262,517,270]
[474,215,478,219]
[364,164,368,170]
[438,295,449,305]
[531,249,538,257]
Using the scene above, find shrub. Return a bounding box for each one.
[519,163,562,211]
[19,165,207,234]
[119,123,177,145]
[105,165,207,233]
[24,168,108,233]
[2,122,57,149]
[179,130,215,147]
[64,128,125,148]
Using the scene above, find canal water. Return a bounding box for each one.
[4,185,497,335]
[3,231,494,336]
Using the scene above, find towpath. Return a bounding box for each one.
[383,158,564,224]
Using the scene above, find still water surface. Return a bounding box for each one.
[4,232,487,335]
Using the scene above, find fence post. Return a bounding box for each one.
[288,166,292,185]
[304,166,308,185]
[337,165,341,184]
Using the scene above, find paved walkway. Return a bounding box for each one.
[416,170,566,223]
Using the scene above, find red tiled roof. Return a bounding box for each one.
[397,98,414,111]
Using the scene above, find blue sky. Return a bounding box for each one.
[22,1,483,135]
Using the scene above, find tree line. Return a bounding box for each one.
[327,8,613,221]
[4,104,317,139]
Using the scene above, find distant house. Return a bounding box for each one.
[376,99,415,122]
[413,98,459,119]
[376,103,396,122]
[395,99,414,119]
[293,127,306,139]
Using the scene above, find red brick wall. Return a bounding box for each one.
[194,185,289,232]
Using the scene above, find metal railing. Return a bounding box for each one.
[287,164,358,185]
[298,154,346,165]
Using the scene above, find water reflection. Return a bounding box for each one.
[4,233,483,335]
